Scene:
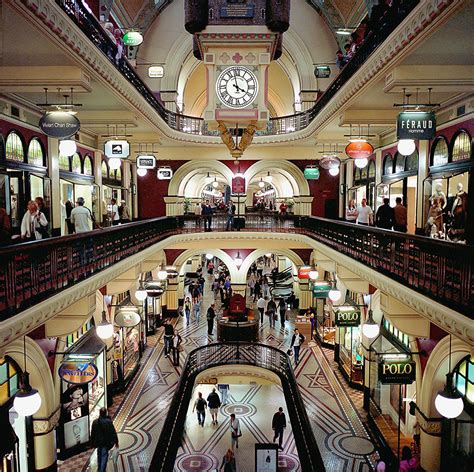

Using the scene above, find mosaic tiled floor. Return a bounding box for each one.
[59,275,379,471]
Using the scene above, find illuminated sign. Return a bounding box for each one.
[315,66,331,78]
[114,309,141,328]
[334,307,361,327]
[345,140,374,159]
[157,167,173,180]
[137,155,156,169]
[379,359,416,384]
[304,166,320,180]
[148,66,164,78]
[312,282,331,298]
[397,112,436,140]
[58,362,98,385]
[104,140,130,158]
[298,266,312,279]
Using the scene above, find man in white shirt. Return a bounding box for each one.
[357,198,373,226]
[111,198,120,226]
[257,296,266,323]
[70,197,93,233]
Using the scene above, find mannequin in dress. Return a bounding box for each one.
[430,182,447,210]
[449,182,468,240]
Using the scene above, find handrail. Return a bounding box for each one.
[0,215,472,320]
[52,0,419,137]
[149,342,325,471]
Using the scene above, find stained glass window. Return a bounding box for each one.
[452,131,471,162]
[431,137,448,166]
[0,357,19,406]
[368,160,376,179]
[66,318,93,348]
[453,356,474,404]
[383,154,393,175]
[383,318,410,348]
[5,132,25,162]
[84,156,93,176]
[71,153,82,173]
[27,138,44,166]
[101,160,109,178]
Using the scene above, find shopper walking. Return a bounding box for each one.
[207,303,216,336]
[393,197,408,232]
[207,388,221,425]
[357,198,373,226]
[20,200,48,241]
[193,299,201,324]
[171,329,182,366]
[399,446,419,472]
[267,297,277,328]
[220,448,237,472]
[257,295,266,323]
[290,328,305,364]
[229,413,241,450]
[70,197,94,233]
[192,392,207,426]
[90,407,119,472]
[278,298,287,329]
[119,200,131,223]
[272,407,287,450]
[184,297,191,326]
[163,319,174,357]
[253,278,261,302]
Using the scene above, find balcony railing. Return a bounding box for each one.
[150,342,325,472]
[53,0,419,136]
[0,215,472,321]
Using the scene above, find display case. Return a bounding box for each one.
[316,302,336,347]
[339,326,363,387]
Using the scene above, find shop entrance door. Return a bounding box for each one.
[0,172,25,233]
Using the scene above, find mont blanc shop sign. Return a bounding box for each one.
[334,306,361,327]
[58,361,98,384]
[39,111,80,138]
[379,358,416,384]
[397,112,436,140]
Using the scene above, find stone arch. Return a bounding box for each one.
[244,160,310,197]
[168,160,235,196]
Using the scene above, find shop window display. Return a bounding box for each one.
[5,132,24,162]
[71,153,82,173]
[27,138,44,167]
[394,153,406,173]
[405,149,418,172]
[383,154,393,175]
[453,356,474,403]
[315,299,335,347]
[339,326,363,385]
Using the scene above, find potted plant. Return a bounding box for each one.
[183,198,192,214]
[286,198,295,214]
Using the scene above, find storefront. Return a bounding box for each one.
[57,330,107,460]
[424,128,473,242]
[102,159,128,224]
[376,149,418,233]
[0,356,29,472]
[311,282,335,347]
[59,151,98,235]
[349,158,376,208]
[366,318,416,460]
[0,129,51,235]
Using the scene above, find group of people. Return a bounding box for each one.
[346,197,408,232]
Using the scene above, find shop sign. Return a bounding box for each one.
[397,112,436,140]
[345,140,374,159]
[304,166,320,180]
[145,283,165,297]
[115,309,141,328]
[39,111,80,138]
[148,66,164,78]
[137,155,156,169]
[298,266,312,279]
[312,282,331,298]
[104,140,130,158]
[58,361,98,384]
[122,31,143,47]
[166,268,179,279]
[379,359,416,384]
[334,307,361,327]
[314,66,331,78]
[232,175,245,193]
[157,167,173,180]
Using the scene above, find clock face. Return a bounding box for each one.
[216,66,259,109]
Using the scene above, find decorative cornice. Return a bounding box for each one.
[33,408,61,436]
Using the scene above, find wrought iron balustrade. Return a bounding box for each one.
[0,215,472,321]
[150,342,325,472]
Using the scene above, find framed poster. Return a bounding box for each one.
[255,443,278,471]
[64,416,89,449]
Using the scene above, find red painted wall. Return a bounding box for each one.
[0,119,49,156]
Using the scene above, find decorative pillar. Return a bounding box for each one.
[417,140,429,231]
[33,426,58,471]
[295,196,313,216]
[165,279,179,314]
[164,196,182,216]
[94,151,104,222]
[47,137,61,236]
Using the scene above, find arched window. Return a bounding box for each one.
[405,149,418,172]
[84,155,93,176]
[383,154,393,175]
[27,138,44,166]
[360,164,368,181]
[394,152,406,173]
[368,160,376,180]
[0,356,20,405]
[58,153,70,171]
[431,137,449,166]
[354,167,361,184]
[101,160,109,178]
[5,131,25,162]
[451,130,472,162]
[453,355,474,403]
[71,153,82,173]
[114,166,122,182]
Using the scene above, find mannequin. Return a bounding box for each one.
[449,182,468,241]
[430,182,447,210]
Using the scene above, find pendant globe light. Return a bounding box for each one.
[234,251,243,267]
[205,172,212,184]
[328,282,341,302]
[354,157,368,169]
[206,253,213,260]
[96,302,113,339]
[212,177,219,188]
[397,139,416,156]
[435,335,464,419]
[329,167,340,176]
[308,269,319,281]
[362,309,380,339]
[135,280,148,301]
[137,168,147,177]
[14,336,42,417]
[258,177,265,188]
[59,139,77,157]
[108,157,121,170]
[157,265,168,281]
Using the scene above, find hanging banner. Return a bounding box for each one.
[39,111,80,138]
[334,307,361,327]
[58,362,98,385]
[379,359,416,384]
[397,112,436,140]
[312,282,331,298]
[232,175,245,193]
[157,167,173,180]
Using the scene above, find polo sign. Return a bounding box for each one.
[334,307,361,327]
[397,112,436,140]
[379,359,416,384]
[39,111,80,139]
[58,362,98,384]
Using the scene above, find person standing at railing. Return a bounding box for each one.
[110,198,120,226]
[119,200,131,224]
[357,198,373,226]
[70,197,94,233]
[375,198,394,230]
[202,200,213,232]
[345,199,359,223]
[20,200,48,241]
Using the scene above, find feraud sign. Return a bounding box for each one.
[58,362,98,385]
[334,307,361,327]
[397,112,436,140]
[379,359,416,385]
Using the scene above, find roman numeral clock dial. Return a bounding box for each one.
[216,66,259,109]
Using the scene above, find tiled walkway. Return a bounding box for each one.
[61,274,379,471]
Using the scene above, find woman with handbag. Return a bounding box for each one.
[171,329,182,366]
[20,200,48,241]
[229,413,241,451]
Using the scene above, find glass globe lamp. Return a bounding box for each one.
[329,167,340,176]
[108,158,121,170]
[137,168,147,177]
[59,139,77,156]
[14,373,42,417]
[328,287,341,302]
[308,270,319,280]
[435,385,464,419]
[96,310,113,339]
[362,310,380,339]
[397,139,416,156]
[354,158,368,169]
